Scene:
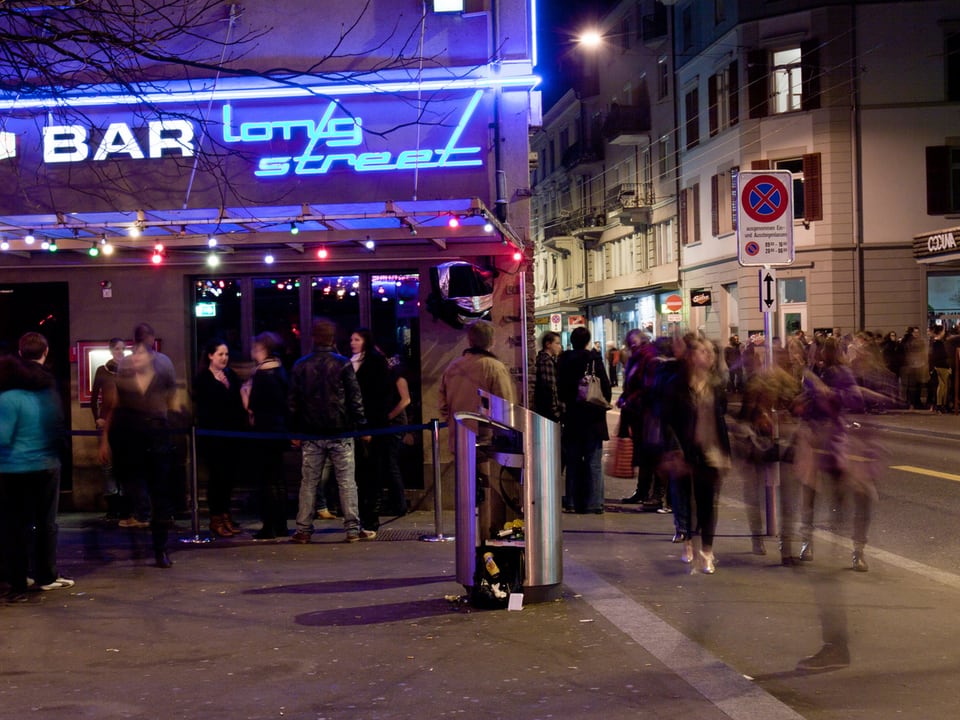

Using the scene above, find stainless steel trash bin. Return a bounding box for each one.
[453,390,562,604]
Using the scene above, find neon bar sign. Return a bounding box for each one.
[35,90,485,178]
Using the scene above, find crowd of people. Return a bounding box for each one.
[0,317,417,599]
[533,322,914,582]
[0,314,947,605]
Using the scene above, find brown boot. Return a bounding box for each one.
[210,515,232,538]
[223,515,241,535]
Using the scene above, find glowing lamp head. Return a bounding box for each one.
[447,216,460,228]
[264,253,275,265]
[512,250,523,262]
[316,247,328,260]
[24,230,35,245]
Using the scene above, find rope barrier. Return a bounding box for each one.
[68,420,449,540]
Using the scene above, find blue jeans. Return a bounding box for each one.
[296,439,359,534]
[562,434,603,512]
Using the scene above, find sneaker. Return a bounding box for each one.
[4,591,31,604]
[37,577,75,591]
[796,643,850,671]
[316,508,336,520]
[290,530,311,544]
[118,517,150,529]
[346,529,377,543]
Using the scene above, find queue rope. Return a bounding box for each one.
[69,420,449,541]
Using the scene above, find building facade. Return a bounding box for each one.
[534,0,959,350]
[531,0,680,352]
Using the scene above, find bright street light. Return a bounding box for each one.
[577,30,603,49]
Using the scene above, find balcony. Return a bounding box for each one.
[604,183,654,227]
[602,103,651,146]
[561,139,604,171]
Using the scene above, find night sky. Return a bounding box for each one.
[536,0,621,107]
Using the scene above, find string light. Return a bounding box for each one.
[316,246,328,259]
[447,216,460,228]
[151,242,164,264]
[264,253,275,265]
[206,252,220,268]
[129,224,141,238]
[0,239,8,251]
[88,242,100,257]
[48,239,58,252]
[290,222,299,235]
[24,230,35,245]
[207,235,218,248]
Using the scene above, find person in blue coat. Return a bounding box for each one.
[0,333,72,601]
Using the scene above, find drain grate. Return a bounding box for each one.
[374,528,436,542]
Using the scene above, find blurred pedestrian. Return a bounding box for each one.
[381,353,412,517]
[606,341,620,387]
[100,323,180,568]
[618,330,665,509]
[723,335,742,394]
[791,336,873,572]
[660,335,731,574]
[91,337,125,519]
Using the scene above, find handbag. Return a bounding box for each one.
[604,434,635,478]
[578,360,610,409]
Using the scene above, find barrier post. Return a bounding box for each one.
[180,425,211,544]
[421,418,454,543]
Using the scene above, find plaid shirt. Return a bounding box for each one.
[534,349,562,421]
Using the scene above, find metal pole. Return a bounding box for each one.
[421,418,454,542]
[763,304,780,538]
[180,425,211,544]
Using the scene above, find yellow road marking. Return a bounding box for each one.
[890,465,960,483]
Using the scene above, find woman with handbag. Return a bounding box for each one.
[556,326,612,514]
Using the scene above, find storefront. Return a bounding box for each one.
[0,1,538,508]
[913,226,960,328]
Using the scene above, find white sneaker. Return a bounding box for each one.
[38,577,75,591]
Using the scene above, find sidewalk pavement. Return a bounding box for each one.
[2,408,959,719]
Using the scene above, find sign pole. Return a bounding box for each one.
[760,265,779,539]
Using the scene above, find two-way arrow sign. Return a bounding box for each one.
[759,267,777,313]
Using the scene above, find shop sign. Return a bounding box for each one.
[567,315,586,329]
[690,289,712,307]
[14,90,486,180]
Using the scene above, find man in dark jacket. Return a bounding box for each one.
[533,331,562,421]
[288,318,373,543]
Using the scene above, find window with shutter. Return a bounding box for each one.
[802,153,822,221]
[711,174,720,236]
[708,74,719,137]
[680,187,689,245]
[728,60,739,126]
[926,145,960,214]
[800,40,821,111]
[685,87,700,149]
[692,183,701,244]
[747,49,768,119]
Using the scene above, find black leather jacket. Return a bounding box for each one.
[288,346,366,435]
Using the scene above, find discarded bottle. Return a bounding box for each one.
[483,552,501,580]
